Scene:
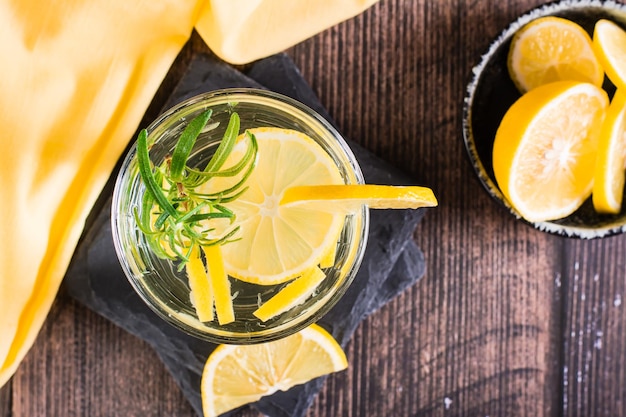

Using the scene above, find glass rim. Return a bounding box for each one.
[111,88,370,344]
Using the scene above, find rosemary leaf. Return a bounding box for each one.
[185,212,233,223]
[170,109,212,181]
[136,129,178,219]
[190,132,258,198]
[203,112,240,175]
[186,130,258,182]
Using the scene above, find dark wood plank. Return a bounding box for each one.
[0,382,10,417]
[562,238,626,417]
[11,296,197,417]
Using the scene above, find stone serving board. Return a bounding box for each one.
[63,53,429,417]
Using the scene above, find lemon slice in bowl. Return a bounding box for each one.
[201,324,347,417]
[199,127,345,285]
[593,19,626,92]
[593,90,626,214]
[507,16,603,93]
[493,81,608,222]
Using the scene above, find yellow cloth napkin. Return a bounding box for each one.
[0,0,378,387]
[196,0,380,64]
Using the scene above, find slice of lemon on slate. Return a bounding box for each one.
[201,324,347,417]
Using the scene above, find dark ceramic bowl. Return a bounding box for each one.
[463,0,626,238]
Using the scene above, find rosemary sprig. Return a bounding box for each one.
[134,110,257,266]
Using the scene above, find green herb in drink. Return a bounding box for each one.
[134,110,258,266]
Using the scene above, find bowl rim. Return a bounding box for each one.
[462,0,626,239]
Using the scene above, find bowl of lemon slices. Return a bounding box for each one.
[463,0,626,238]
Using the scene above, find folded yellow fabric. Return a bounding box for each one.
[0,0,378,387]
[196,0,380,64]
[0,0,202,386]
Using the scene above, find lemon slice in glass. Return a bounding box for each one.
[200,127,437,289]
[200,127,345,285]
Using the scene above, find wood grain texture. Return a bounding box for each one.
[562,238,626,417]
[0,382,10,417]
[2,0,626,416]
[11,296,197,417]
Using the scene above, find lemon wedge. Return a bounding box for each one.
[186,247,214,323]
[493,81,608,222]
[280,184,437,210]
[186,245,234,324]
[253,266,327,322]
[593,19,626,92]
[593,90,626,214]
[202,245,234,325]
[201,324,347,417]
[508,16,603,93]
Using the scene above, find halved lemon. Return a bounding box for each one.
[593,90,626,214]
[200,127,345,285]
[493,81,608,222]
[508,16,603,93]
[593,19,626,92]
[201,324,347,417]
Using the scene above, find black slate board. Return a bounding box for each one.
[63,53,428,417]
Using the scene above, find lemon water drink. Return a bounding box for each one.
[112,90,369,343]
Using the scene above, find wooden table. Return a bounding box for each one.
[3,0,626,415]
